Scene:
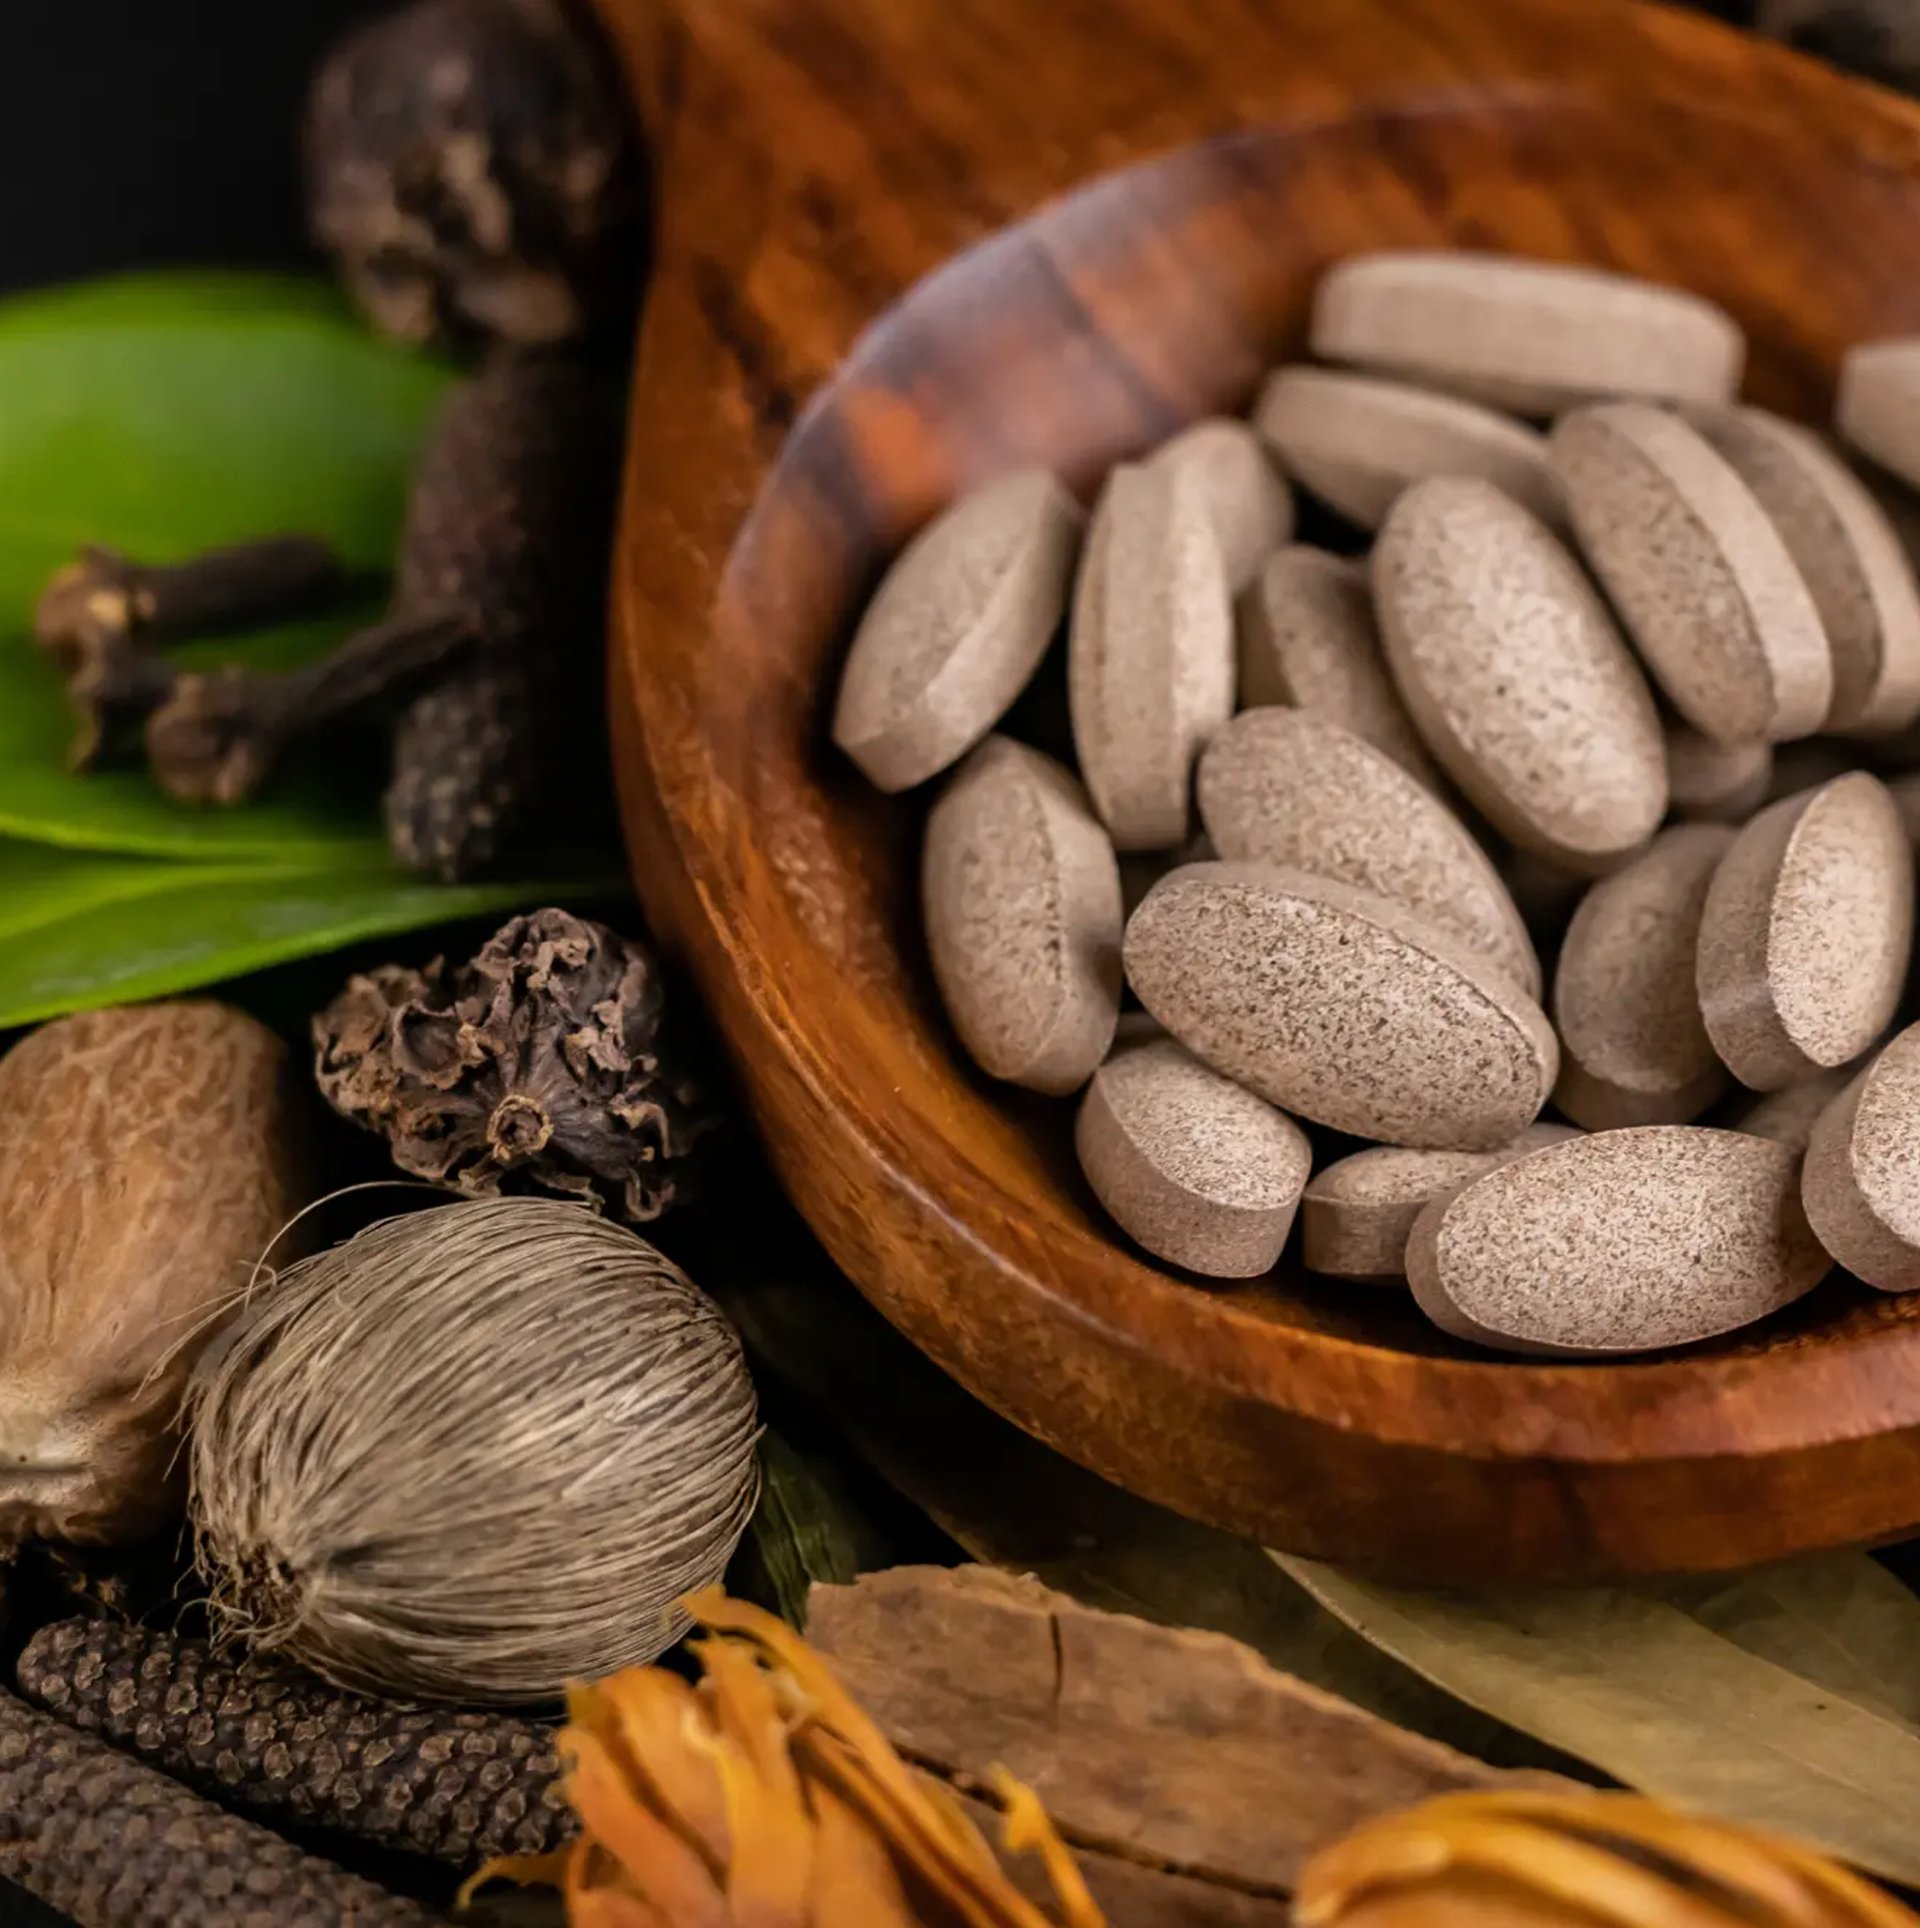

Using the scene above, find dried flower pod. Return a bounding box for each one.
[189,1198,760,1706]
[0,1004,307,1551]
[0,1686,433,1927]
[468,1588,1104,1927]
[306,0,638,349]
[1295,1790,1918,1927]
[17,1618,574,1868]
[314,906,717,1221]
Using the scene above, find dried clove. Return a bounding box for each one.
[307,0,639,350]
[314,906,718,1219]
[0,1686,435,1927]
[18,1619,575,1868]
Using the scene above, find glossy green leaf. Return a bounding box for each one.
[1277,1554,1920,1887]
[0,841,625,1028]
[0,271,452,857]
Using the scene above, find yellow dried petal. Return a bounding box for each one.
[569,1726,733,1928]
[456,1846,575,1913]
[605,1666,733,1874]
[805,1775,926,1928]
[699,1636,816,1927]
[992,1769,1105,1928]
[1297,1791,1920,1928]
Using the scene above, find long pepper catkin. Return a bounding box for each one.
[0,1687,434,1927]
[18,1619,575,1868]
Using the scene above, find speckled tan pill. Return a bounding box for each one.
[1124,860,1558,1150]
[1236,547,1444,793]
[1665,721,1772,824]
[1838,337,1920,491]
[1552,403,1832,746]
[1696,771,1913,1092]
[1729,1063,1861,1154]
[1301,1124,1579,1282]
[1689,405,1920,736]
[1196,707,1539,996]
[1148,416,1293,591]
[1372,475,1667,870]
[1407,1126,1830,1357]
[1803,1024,1920,1291]
[1552,823,1734,1130]
[834,469,1083,792]
[1076,1034,1312,1278]
[1253,366,1559,531]
[922,736,1122,1094]
[1311,252,1744,417]
[1069,461,1234,850]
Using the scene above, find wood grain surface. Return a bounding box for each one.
[592,0,1920,1582]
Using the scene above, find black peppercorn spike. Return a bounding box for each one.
[0,1686,435,1927]
[18,1619,576,1870]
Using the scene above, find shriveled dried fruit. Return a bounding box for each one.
[314,906,718,1220]
[1294,1789,1918,1926]
[468,1588,1105,1926]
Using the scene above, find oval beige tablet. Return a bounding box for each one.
[1803,1024,1920,1291]
[1838,337,1920,492]
[1148,416,1293,591]
[1407,1127,1830,1357]
[1552,403,1832,746]
[1665,720,1772,823]
[922,736,1122,1094]
[1236,547,1444,793]
[1689,405,1920,736]
[1253,365,1559,531]
[1196,707,1538,995]
[1311,252,1744,417]
[1069,461,1234,850]
[1300,1124,1580,1283]
[1372,475,1667,870]
[834,469,1083,792]
[1728,1063,1860,1154]
[1696,771,1913,1092]
[1552,823,1735,1130]
[1076,1034,1312,1278]
[1123,861,1558,1150]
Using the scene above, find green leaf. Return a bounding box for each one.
[1276,1554,1920,1887]
[0,271,452,857]
[0,841,625,1027]
[731,1429,898,1628]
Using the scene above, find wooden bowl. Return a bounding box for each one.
[595,0,1920,1582]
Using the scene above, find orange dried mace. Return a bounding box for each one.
[1295,1790,1920,1928]
[465,1589,1106,1928]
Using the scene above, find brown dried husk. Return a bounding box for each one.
[187,1197,761,1706]
[0,1002,305,1549]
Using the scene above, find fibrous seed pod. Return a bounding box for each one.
[0,1686,434,1928]
[18,1618,575,1868]
[189,1198,761,1706]
[314,906,718,1221]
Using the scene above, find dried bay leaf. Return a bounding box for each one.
[1278,1555,1920,1888]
